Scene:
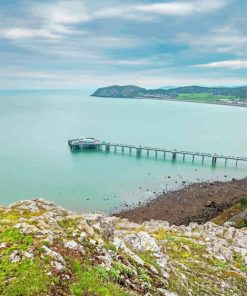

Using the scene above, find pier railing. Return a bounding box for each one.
[68,140,247,167]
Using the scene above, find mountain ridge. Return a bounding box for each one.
[92,85,247,101]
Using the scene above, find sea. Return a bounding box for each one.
[0,89,246,212]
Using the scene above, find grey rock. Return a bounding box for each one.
[9,250,21,263]
[125,231,160,252]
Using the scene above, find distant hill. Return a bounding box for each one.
[92,85,146,98]
[92,85,247,101]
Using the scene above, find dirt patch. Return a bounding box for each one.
[117,178,247,225]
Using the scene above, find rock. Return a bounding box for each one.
[125,231,160,252]
[2,198,247,296]
[223,221,235,228]
[0,243,7,249]
[113,237,144,266]
[19,202,39,213]
[43,234,55,244]
[9,250,21,263]
[232,229,247,248]
[156,256,168,270]
[42,246,66,264]
[84,213,104,223]
[52,261,65,271]
[14,223,39,234]
[98,250,113,268]
[62,274,70,280]
[64,240,84,253]
[158,289,178,296]
[23,251,34,259]
[205,201,216,207]
[92,222,101,231]
[142,220,170,231]
[78,231,87,242]
[89,239,97,246]
[18,218,27,222]
[64,240,78,250]
[99,220,115,241]
[207,237,233,261]
[78,220,94,236]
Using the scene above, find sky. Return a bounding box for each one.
[0,0,246,89]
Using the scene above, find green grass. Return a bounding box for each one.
[211,198,247,228]
[176,93,236,102]
[70,260,135,296]
[0,256,51,296]
[137,250,160,271]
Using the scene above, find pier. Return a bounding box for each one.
[68,138,247,167]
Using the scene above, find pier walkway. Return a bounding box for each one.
[68,139,247,167]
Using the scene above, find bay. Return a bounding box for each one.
[0,90,246,212]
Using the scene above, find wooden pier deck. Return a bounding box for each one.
[68,139,247,167]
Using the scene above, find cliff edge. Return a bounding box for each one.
[0,199,246,295]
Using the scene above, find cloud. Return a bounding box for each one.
[135,0,228,16]
[0,28,60,40]
[30,0,230,28]
[32,0,91,24]
[13,71,59,79]
[194,60,247,69]
[0,0,230,42]
[174,24,247,57]
[85,36,142,49]
[94,0,229,19]
[0,0,245,90]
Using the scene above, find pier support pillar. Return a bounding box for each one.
[122,146,124,153]
[155,150,158,157]
[147,150,149,157]
[225,158,227,166]
[183,154,185,161]
[129,147,132,154]
[172,152,177,161]
[192,154,195,163]
[114,146,117,153]
[202,156,204,164]
[164,151,166,158]
[105,144,110,152]
[212,157,217,165]
[236,160,238,167]
[136,148,142,156]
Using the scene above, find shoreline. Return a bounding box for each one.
[117,177,247,225]
[92,95,247,108]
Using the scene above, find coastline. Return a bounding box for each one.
[117,177,247,225]
[92,95,247,108]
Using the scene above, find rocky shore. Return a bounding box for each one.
[118,178,247,225]
[0,198,247,295]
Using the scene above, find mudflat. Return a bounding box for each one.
[117,178,247,225]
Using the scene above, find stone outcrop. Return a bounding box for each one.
[0,199,246,296]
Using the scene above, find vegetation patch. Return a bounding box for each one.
[69,260,134,296]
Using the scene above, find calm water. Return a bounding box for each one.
[0,90,246,212]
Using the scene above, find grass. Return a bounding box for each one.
[0,227,53,296]
[176,93,237,102]
[151,227,247,296]
[69,260,135,296]
[211,198,247,227]
[137,250,160,271]
[0,255,51,296]
[1,200,247,296]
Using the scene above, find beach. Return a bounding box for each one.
[118,178,247,225]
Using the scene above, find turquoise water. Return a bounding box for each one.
[0,90,246,212]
